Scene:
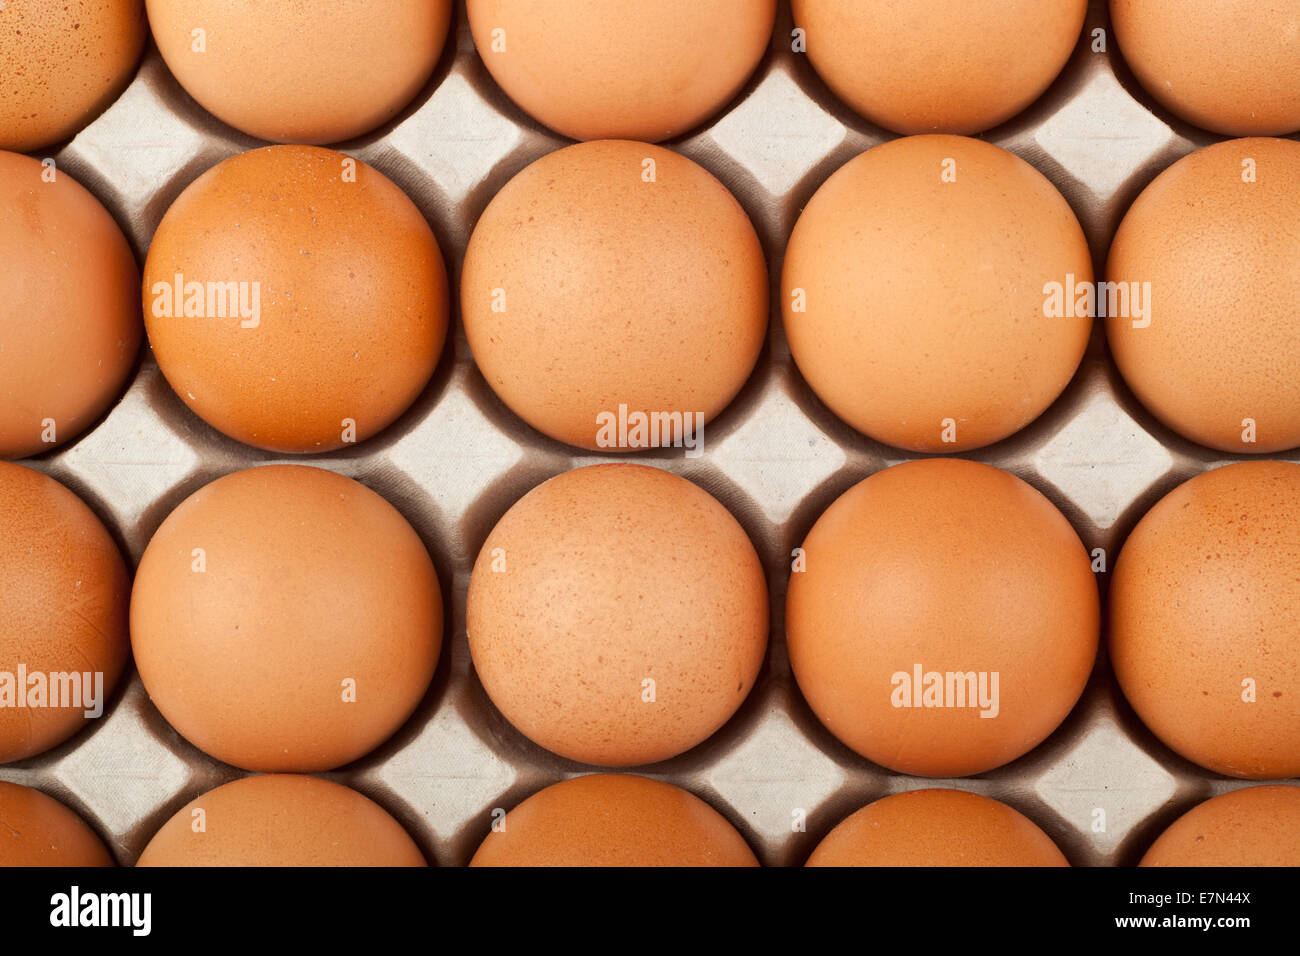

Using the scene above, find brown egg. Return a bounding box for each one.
[807,789,1069,867]
[462,140,767,452]
[787,459,1099,777]
[130,465,442,772]
[467,464,768,767]
[792,0,1085,135]
[1141,786,1300,867]
[0,0,145,153]
[470,774,757,867]
[467,0,774,142]
[0,151,141,460]
[1110,462,1300,779]
[0,782,114,866]
[136,774,426,866]
[146,0,451,144]
[0,463,129,763]
[1111,1,1300,136]
[143,145,447,453]
[1107,138,1300,453]
[782,135,1092,453]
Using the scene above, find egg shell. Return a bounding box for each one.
[792,0,1086,135]
[1111,0,1300,136]
[467,0,775,142]
[786,458,1099,777]
[1141,785,1300,867]
[0,0,146,153]
[146,0,451,144]
[136,774,426,866]
[0,151,142,460]
[0,781,114,866]
[142,145,448,453]
[1110,461,1300,779]
[470,773,758,867]
[807,789,1069,867]
[0,462,130,763]
[467,463,769,767]
[782,134,1092,453]
[1106,138,1300,453]
[130,465,442,772]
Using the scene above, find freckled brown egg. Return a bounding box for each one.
[1106,138,1300,453]
[461,140,767,453]
[782,135,1092,453]
[787,458,1099,777]
[1110,462,1300,779]
[1140,786,1300,867]
[1111,0,1300,136]
[142,145,447,454]
[467,0,775,142]
[467,464,768,767]
[792,0,1086,135]
[0,0,146,153]
[0,782,114,866]
[136,774,426,867]
[469,774,758,867]
[129,465,442,772]
[146,0,451,144]
[807,789,1069,867]
[0,462,129,763]
[0,151,141,460]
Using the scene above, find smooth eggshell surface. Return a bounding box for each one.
[1107,138,1300,453]
[1141,786,1300,867]
[0,782,114,866]
[786,458,1099,777]
[143,145,447,453]
[462,140,767,452]
[807,789,1069,867]
[782,135,1092,453]
[467,464,769,766]
[146,0,451,144]
[793,0,1086,135]
[467,0,775,142]
[130,465,442,772]
[136,774,426,866]
[0,463,129,763]
[470,774,758,867]
[0,151,142,460]
[1110,461,1300,779]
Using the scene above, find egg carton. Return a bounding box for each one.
[3,0,1297,868]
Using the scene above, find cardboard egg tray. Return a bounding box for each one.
[4,0,1297,867]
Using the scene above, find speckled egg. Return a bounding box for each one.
[792,0,1086,134]
[0,462,129,763]
[146,0,451,144]
[470,774,758,867]
[136,774,426,866]
[1,150,141,460]
[786,458,1099,777]
[1111,462,1300,779]
[0,0,146,153]
[1141,786,1300,867]
[467,0,775,142]
[1107,138,1300,453]
[782,135,1092,453]
[467,464,768,767]
[142,145,447,454]
[807,789,1069,867]
[130,465,442,772]
[462,140,767,452]
[0,782,114,866]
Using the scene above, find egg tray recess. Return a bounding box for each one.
[4,0,1298,868]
